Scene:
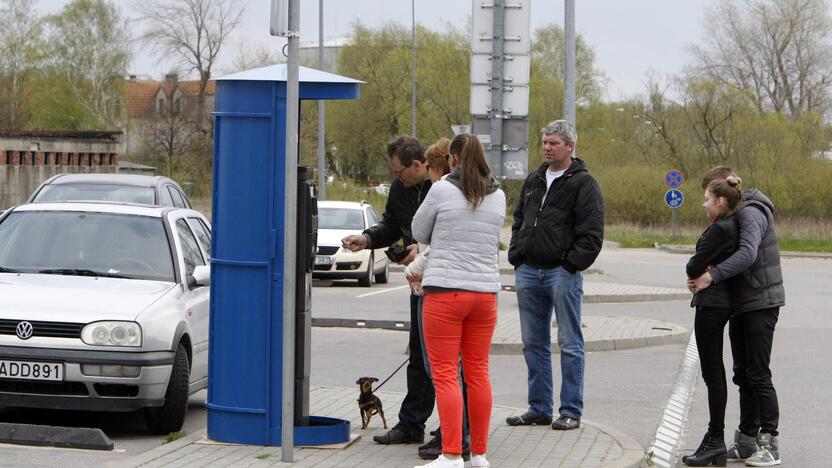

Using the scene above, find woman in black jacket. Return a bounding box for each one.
[682,175,743,467]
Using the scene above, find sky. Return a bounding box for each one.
[37,0,715,100]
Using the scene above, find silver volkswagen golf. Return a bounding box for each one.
[0,202,211,433]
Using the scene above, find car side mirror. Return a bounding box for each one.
[189,265,211,288]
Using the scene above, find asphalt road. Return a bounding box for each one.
[0,247,827,467]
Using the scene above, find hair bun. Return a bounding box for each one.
[726,175,742,187]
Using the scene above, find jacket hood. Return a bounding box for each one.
[742,188,775,214]
[445,167,501,194]
[534,157,588,177]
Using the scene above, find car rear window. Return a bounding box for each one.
[318,208,365,230]
[34,184,156,205]
[0,211,175,282]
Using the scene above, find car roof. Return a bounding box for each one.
[45,173,174,188]
[11,202,172,218]
[317,200,371,209]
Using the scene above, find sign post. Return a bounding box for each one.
[663,169,685,241]
[470,0,530,179]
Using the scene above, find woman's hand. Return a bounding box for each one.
[691,271,714,293]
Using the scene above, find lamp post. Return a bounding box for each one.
[317,0,326,199]
[411,0,417,137]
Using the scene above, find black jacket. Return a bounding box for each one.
[687,214,739,308]
[363,178,432,248]
[508,159,604,272]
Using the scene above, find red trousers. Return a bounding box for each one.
[423,291,497,455]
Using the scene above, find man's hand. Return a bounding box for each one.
[400,244,418,266]
[341,234,368,252]
[691,271,714,294]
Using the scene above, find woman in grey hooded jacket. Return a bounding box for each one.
[411,134,505,468]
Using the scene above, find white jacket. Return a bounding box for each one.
[411,174,505,293]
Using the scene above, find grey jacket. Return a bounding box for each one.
[710,189,785,314]
[411,169,506,293]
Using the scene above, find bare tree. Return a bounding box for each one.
[692,0,832,120]
[225,38,285,74]
[134,0,246,131]
[0,0,44,128]
[146,101,194,177]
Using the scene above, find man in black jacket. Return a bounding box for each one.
[506,120,604,431]
[342,135,434,445]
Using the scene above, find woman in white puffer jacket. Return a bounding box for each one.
[411,134,505,468]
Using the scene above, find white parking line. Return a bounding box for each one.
[356,285,410,298]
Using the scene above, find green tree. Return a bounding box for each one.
[0,0,44,128]
[327,22,469,181]
[42,0,131,130]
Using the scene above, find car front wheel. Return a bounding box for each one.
[375,257,389,284]
[145,343,190,434]
[358,253,374,287]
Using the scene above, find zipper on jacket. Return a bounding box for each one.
[532,172,570,226]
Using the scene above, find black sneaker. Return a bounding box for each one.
[551,415,580,430]
[418,434,471,461]
[506,411,553,426]
[372,427,424,444]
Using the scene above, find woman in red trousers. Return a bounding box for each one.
[411,134,506,468]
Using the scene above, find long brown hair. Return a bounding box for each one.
[450,134,491,209]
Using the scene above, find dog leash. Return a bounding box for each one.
[372,356,410,392]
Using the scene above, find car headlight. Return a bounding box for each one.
[81,321,142,347]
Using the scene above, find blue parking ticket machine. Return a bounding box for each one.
[207,65,361,446]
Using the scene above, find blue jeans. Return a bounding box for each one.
[515,264,584,419]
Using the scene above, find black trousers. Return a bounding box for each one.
[393,294,436,435]
[694,306,731,436]
[729,307,780,436]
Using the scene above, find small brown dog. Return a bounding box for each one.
[356,377,387,430]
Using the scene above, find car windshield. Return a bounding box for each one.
[34,184,156,205]
[318,208,365,230]
[0,211,175,282]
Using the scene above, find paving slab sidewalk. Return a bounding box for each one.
[120,386,644,468]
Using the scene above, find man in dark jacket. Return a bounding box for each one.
[505,120,604,431]
[691,167,785,466]
[342,135,434,446]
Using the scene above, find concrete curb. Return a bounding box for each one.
[490,327,690,355]
[109,428,207,468]
[581,419,646,468]
[0,422,113,451]
[656,243,832,259]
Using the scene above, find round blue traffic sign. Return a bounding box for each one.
[665,189,684,209]
[665,169,684,188]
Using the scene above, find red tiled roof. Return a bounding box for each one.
[123,79,216,118]
[123,82,160,118]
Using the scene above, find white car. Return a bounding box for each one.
[0,202,211,434]
[314,201,389,286]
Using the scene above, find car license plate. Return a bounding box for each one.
[0,360,64,381]
[315,255,332,265]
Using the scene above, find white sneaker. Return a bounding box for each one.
[414,454,464,468]
[470,454,490,467]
